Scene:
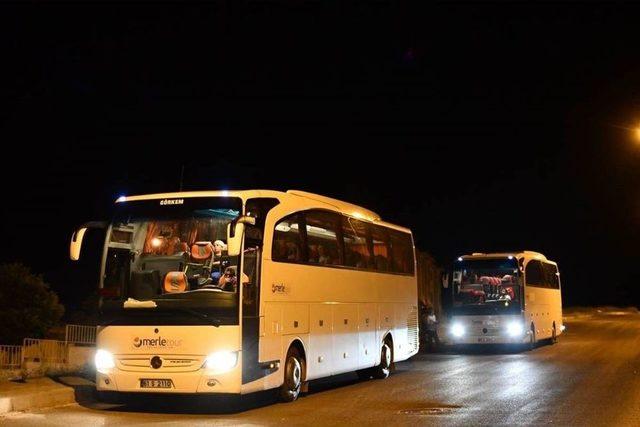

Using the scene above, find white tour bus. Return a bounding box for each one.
[442,251,563,347]
[70,190,418,401]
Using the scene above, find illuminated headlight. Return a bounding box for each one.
[561,325,566,332]
[506,321,524,337]
[450,323,465,338]
[203,351,239,374]
[95,349,115,373]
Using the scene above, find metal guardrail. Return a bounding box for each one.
[0,324,96,375]
[65,324,97,345]
[22,339,68,364]
[0,345,22,369]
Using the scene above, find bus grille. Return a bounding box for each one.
[407,306,419,353]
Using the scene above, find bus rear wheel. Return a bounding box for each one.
[372,341,393,379]
[279,346,305,402]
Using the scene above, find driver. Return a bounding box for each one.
[216,267,249,292]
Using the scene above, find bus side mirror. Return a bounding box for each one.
[70,221,107,261]
[227,216,256,256]
[70,228,88,261]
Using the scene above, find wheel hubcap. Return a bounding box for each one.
[287,357,301,390]
[383,344,391,367]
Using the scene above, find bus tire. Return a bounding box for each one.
[372,340,393,379]
[528,324,536,351]
[279,346,304,402]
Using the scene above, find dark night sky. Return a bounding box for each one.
[0,2,639,312]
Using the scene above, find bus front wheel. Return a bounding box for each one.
[372,341,393,379]
[279,346,305,402]
[551,323,558,344]
[528,324,536,350]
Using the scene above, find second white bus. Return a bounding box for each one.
[442,251,563,347]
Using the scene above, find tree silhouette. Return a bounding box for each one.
[0,263,64,344]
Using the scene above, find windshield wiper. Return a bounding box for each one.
[174,308,222,327]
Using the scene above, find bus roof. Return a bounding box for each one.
[459,251,556,264]
[116,189,411,234]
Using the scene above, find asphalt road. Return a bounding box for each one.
[2,309,640,426]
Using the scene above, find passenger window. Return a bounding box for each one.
[272,214,303,263]
[370,225,391,272]
[389,230,414,274]
[342,217,371,269]
[304,211,342,266]
[525,260,545,287]
[544,263,560,289]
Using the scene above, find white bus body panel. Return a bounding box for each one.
[259,259,419,385]
[524,285,563,340]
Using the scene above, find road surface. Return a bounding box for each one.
[2,309,639,426]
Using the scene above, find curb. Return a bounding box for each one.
[0,378,76,415]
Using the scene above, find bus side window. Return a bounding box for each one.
[273,214,303,263]
[303,210,342,266]
[543,263,560,289]
[370,224,391,272]
[342,217,370,269]
[525,260,545,287]
[389,230,414,274]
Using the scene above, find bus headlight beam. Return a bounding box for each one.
[506,321,524,337]
[451,323,465,338]
[203,351,239,374]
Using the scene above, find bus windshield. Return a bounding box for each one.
[451,258,521,314]
[100,197,243,322]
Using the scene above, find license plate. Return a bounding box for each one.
[140,379,173,389]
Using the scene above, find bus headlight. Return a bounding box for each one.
[203,351,238,374]
[95,349,115,373]
[450,323,465,338]
[506,321,524,337]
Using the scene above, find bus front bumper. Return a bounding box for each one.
[96,362,242,394]
[447,315,530,345]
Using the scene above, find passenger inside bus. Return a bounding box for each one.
[457,272,518,304]
[127,217,233,296]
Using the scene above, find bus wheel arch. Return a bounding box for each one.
[279,340,307,402]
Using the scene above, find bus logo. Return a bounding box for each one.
[160,199,184,206]
[132,336,183,349]
[272,283,286,293]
